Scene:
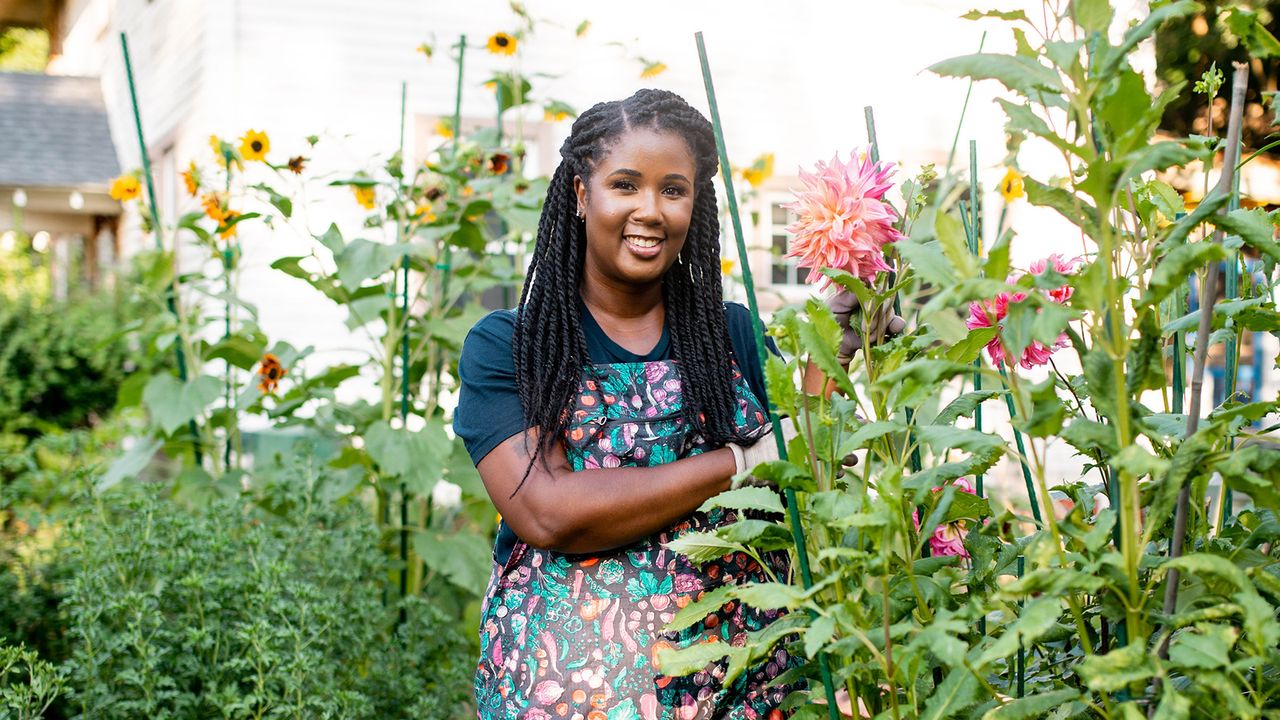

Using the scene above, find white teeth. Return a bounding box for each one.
[625,236,660,248]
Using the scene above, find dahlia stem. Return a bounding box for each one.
[696,32,839,720]
[1159,61,1249,658]
[120,32,203,468]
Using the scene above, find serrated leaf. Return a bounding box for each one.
[983,688,1082,720]
[700,486,785,515]
[935,390,1001,425]
[929,53,1066,107]
[663,531,745,564]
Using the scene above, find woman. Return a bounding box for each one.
[456,88,863,719]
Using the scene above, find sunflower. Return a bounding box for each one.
[640,60,667,79]
[218,209,241,239]
[353,185,377,210]
[257,353,287,394]
[181,161,200,196]
[487,32,517,55]
[287,156,306,174]
[109,174,141,202]
[999,167,1025,203]
[239,130,270,162]
[543,100,575,122]
[488,152,511,175]
[434,119,455,139]
[721,258,735,277]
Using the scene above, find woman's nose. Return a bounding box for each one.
[630,189,662,225]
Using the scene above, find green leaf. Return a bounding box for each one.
[663,531,746,564]
[316,223,344,255]
[414,530,492,595]
[699,486,785,515]
[961,9,1029,22]
[1100,1,1201,77]
[920,667,982,720]
[1025,178,1100,236]
[667,585,735,632]
[1223,7,1280,59]
[1211,208,1280,264]
[1168,624,1236,670]
[363,419,451,495]
[1061,419,1119,457]
[143,374,222,435]
[935,211,979,280]
[934,390,1001,425]
[945,326,999,364]
[251,183,292,218]
[335,238,409,288]
[1072,0,1111,33]
[896,237,957,287]
[804,614,836,658]
[204,334,266,370]
[983,689,1082,720]
[977,597,1063,666]
[1140,241,1228,307]
[915,425,1005,455]
[1077,642,1156,692]
[97,437,163,490]
[655,639,742,678]
[928,53,1065,107]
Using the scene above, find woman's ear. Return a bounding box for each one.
[573,175,586,215]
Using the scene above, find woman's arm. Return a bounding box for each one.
[477,429,737,555]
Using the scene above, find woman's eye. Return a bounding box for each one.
[611,180,636,191]
[663,185,689,197]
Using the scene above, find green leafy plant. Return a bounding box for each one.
[661,2,1280,717]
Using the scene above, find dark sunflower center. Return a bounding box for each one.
[496,36,509,46]
[251,140,263,152]
[267,368,281,379]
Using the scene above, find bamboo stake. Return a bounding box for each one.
[397,80,412,622]
[1159,60,1248,656]
[695,32,839,720]
[120,33,203,467]
[1218,143,1244,530]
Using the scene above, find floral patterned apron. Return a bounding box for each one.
[475,360,800,720]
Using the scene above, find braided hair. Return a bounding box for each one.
[511,88,752,494]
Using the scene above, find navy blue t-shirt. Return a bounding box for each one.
[454,300,778,564]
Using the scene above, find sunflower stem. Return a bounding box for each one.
[120,32,204,468]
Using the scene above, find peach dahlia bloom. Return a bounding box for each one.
[784,151,903,287]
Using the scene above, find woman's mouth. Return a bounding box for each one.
[624,234,664,257]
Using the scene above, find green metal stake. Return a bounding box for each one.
[696,32,839,720]
[120,32,203,467]
[398,80,412,622]
[860,106,921,474]
[222,149,236,470]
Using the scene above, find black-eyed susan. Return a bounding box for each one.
[109,173,141,202]
[218,209,241,240]
[257,353,286,394]
[200,191,227,223]
[287,156,306,174]
[999,167,1025,203]
[181,161,200,197]
[353,185,377,210]
[487,32,517,55]
[488,152,511,175]
[239,130,270,162]
[741,153,774,189]
[640,60,667,79]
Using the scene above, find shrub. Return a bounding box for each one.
[56,486,475,719]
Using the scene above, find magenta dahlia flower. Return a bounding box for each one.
[783,151,903,287]
[913,478,976,558]
[1027,253,1081,304]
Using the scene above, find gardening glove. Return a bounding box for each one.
[826,290,907,362]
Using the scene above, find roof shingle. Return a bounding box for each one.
[0,71,120,188]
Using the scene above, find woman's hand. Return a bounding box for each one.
[727,418,858,490]
[826,290,906,363]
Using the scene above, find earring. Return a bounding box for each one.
[677,252,684,265]
[576,206,585,219]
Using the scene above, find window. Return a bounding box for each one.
[768,201,802,286]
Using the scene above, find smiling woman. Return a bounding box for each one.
[454,89,801,718]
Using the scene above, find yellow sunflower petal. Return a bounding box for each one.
[487,32,517,56]
[239,130,270,162]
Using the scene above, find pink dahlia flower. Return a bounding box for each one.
[912,479,976,558]
[783,151,904,287]
[966,254,1078,369]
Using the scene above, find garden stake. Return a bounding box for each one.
[1159,60,1248,660]
[864,106,923,476]
[429,35,466,398]
[997,368,1044,525]
[120,32,203,467]
[695,32,839,720]
[222,147,236,470]
[936,32,986,208]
